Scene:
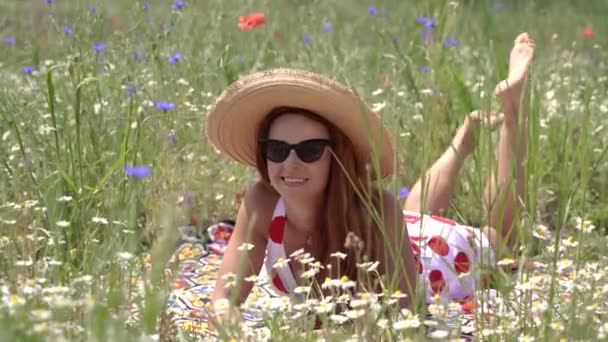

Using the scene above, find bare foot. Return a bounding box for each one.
[494,33,536,114]
[452,111,504,156]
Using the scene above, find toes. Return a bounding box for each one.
[486,112,504,130]
[467,111,481,122]
[495,80,508,94]
[526,38,536,47]
[467,111,504,130]
[515,32,535,47]
[515,32,528,43]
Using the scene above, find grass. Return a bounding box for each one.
[0,0,607,340]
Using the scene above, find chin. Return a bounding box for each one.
[278,186,324,201]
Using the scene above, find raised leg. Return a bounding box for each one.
[483,32,535,248]
[404,111,502,215]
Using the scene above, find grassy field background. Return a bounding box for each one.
[1,0,607,340]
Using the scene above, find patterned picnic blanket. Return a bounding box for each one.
[138,221,561,340]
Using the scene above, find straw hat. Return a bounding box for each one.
[205,68,396,178]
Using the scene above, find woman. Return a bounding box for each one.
[206,32,534,318]
[206,68,417,314]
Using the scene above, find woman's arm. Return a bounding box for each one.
[404,143,468,215]
[210,183,271,308]
[380,190,418,309]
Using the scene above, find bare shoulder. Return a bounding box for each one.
[242,181,278,211]
[240,181,279,237]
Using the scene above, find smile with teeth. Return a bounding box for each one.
[281,177,308,184]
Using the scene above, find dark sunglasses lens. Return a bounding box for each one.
[264,141,290,162]
[295,141,328,162]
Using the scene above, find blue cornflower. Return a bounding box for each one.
[444,37,458,47]
[421,30,432,40]
[89,6,97,13]
[4,37,16,45]
[126,85,139,97]
[303,35,313,43]
[63,25,74,36]
[156,101,175,111]
[168,53,181,64]
[132,51,148,61]
[144,2,151,9]
[92,42,106,53]
[235,55,244,62]
[322,23,333,32]
[398,187,410,199]
[44,0,53,3]
[421,66,430,73]
[368,6,378,16]
[416,16,427,23]
[23,66,35,75]
[172,1,185,10]
[124,165,150,178]
[424,18,436,29]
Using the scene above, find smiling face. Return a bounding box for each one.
[263,113,332,201]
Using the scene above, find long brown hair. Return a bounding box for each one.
[255,106,384,286]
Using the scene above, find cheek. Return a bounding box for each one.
[315,154,332,180]
[266,163,281,181]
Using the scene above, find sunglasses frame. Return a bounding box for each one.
[259,138,332,163]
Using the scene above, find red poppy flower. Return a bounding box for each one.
[582,26,593,38]
[239,12,265,31]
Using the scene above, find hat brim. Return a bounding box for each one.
[206,68,395,179]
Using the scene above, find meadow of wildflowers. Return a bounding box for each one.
[1,0,608,340]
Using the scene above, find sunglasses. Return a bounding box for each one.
[259,139,332,163]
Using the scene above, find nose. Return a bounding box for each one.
[282,149,301,165]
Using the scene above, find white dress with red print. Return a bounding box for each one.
[262,198,495,304]
[262,197,298,295]
[404,210,495,304]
